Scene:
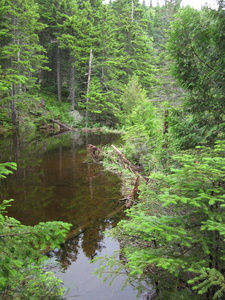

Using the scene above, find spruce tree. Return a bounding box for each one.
[167,6,225,147]
[97,142,225,299]
[0,0,48,125]
[110,0,155,90]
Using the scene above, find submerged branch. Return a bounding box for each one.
[50,119,72,131]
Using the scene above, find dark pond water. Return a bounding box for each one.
[0,130,140,299]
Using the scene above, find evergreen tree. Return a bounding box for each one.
[83,2,121,124]
[98,142,225,299]
[37,0,75,102]
[167,6,225,147]
[111,0,155,90]
[0,0,48,126]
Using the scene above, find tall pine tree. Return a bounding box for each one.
[0,0,47,125]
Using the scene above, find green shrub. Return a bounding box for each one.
[96,141,225,299]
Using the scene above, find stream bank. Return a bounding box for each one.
[0,129,140,299]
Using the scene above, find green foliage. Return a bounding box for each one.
[119,75,147,117]
[121,104,162,170]
[0,0,159,129]
[0,163,72,299]
[188,268,225,299]
[167,6,225,146]
[0,162,17,179]
[44,96,72,124]
[26,92,73,130]
[167,107,225,150]
[110,0,155,89]
[116,76,162,171]
[81,76,118,125]
[97,141,225,299]
[0,0,49,126]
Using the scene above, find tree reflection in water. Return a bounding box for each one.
[0,130,124,268]
[0,130,142,299]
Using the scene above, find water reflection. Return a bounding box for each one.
[0,130,123,240]
[0,130,140,299]
[53,236,138,300]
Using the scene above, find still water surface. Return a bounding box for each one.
[0,130,139,299]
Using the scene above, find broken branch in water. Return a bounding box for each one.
[111,144,140,174]
[111,144,147,183]
[86,144,103,162]
[120,175,140,208]
[50,119,72,131]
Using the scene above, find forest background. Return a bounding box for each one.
[1,0,225,299]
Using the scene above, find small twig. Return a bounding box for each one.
[110,288,115,299]
[191,45,215,71]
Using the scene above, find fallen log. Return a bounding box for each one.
[50,119,72,131]
[111,145,147,184]
[111,144,139,174]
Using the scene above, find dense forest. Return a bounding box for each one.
[1,0,225,299]
[0,0,191,132]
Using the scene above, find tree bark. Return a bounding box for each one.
[69,55,76,110]
[56,45,62,102]
[111,144,139,173]
[85,49,93,127]
[50,119,72,131]
[111,144,147,182]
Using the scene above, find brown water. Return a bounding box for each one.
[0,130,140,299]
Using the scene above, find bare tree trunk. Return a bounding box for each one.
[85,49,93,128]
[50,119,71,130]
[69,55,76,110]
[37,69,44,86]
[10,16,21,127]
[11,74,17,126]
[56,45,62,102]
[162,109,169,148]
[11,99,17,127]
